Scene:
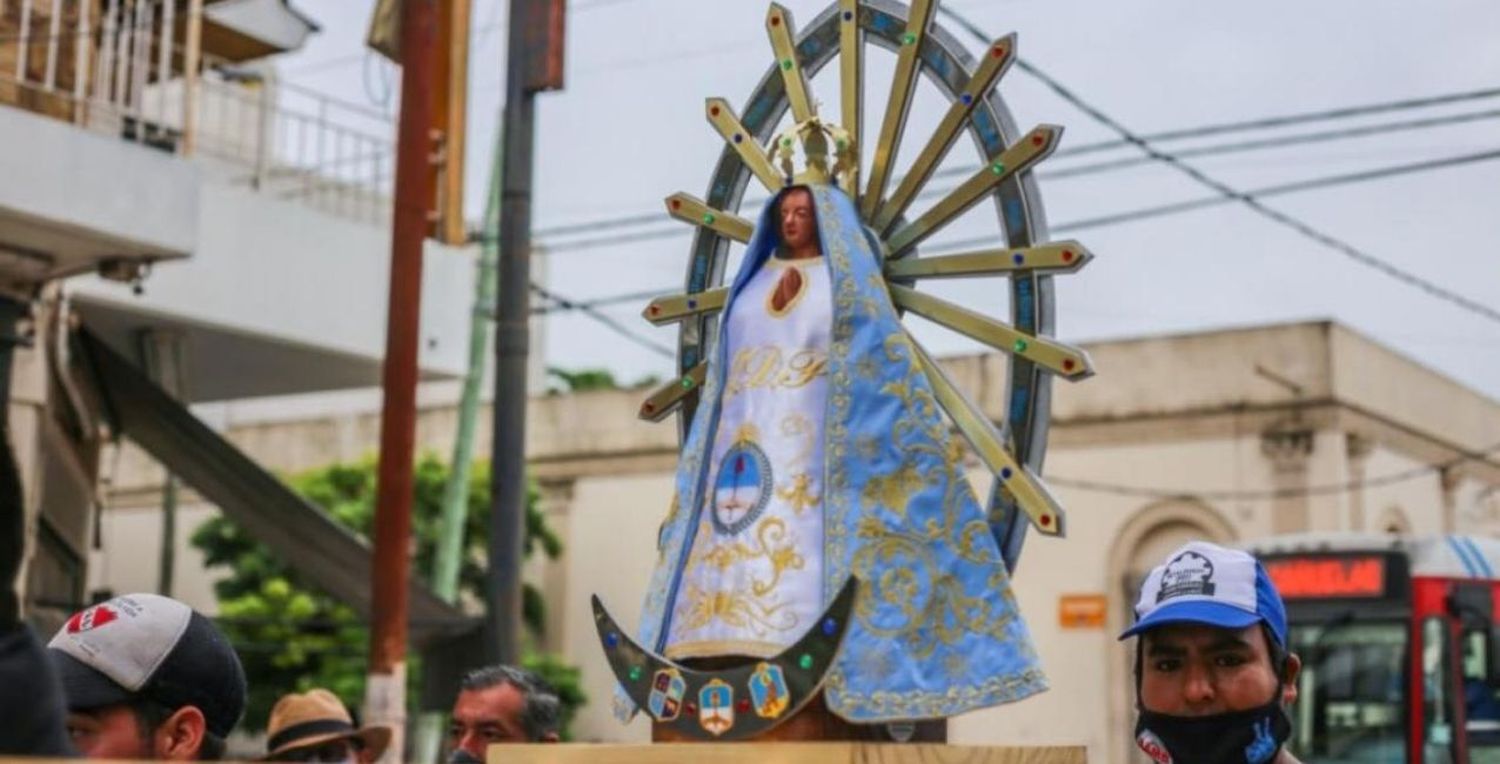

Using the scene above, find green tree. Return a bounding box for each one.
[189,454,584,736]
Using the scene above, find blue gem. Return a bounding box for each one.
[843,10,853,21]
[1012,253,1024,265]
[605,632,619,649]
[822,618,837,636]
[961,93,973,106]
[733,133,743,144]
[1001,467,1013,480]
[687,299,698,309]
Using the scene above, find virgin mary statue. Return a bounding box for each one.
[620,154,1046,723]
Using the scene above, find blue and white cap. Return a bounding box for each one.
[1119,541,1288,648]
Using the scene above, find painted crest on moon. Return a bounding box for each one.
[698,678,735,736]
[647,667,686,722]
[749,661,791,719]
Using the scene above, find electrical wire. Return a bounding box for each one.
[529,283,675,358]
[936,4,1500,328]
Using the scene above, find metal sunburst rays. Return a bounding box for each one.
[636,0,1097,538]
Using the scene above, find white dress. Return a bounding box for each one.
[663,253,832,659]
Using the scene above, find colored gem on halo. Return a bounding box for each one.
[990,162,1006,176]
[737,698,751,713]
[781,59,794,71]
[687,299,698,309]
[822,617,837,636]
[702,213,716,224]
[1031,133,1046,147]
[1012,253,1024,265]
[681,377,695,390]
[901,31,917,45]
[710,105,721,117]
[643,403,656,414]
[629,666,642,681]
[648,305,660,316]
[1061,249,1075,262]
[670,199,682,210]
[798,653,814,670]
[843,10,853,21]
[1001,467,1013,480]
[1041,515,1052,527]
[992,45,1007,59]
[770,15,781,26]
[782,138,793,148]
[732,133,743,144]
[605,632,619,648]
[684,702,697,715]
[1012,338,1028,353]
[961,93,973,106]
[1063,359,1077,372]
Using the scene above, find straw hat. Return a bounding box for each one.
[262,689,391,761]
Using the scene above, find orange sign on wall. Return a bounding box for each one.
[1058,594,1109,630]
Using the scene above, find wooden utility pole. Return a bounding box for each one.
[487,0,565,666]
[367,0,438,757]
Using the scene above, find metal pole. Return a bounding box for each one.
[180,0,203,155]
[366,0,437,757]
[486,0,546,668]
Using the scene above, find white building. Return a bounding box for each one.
[95,319,1500,760]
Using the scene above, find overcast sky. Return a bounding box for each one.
[276,0,1500,406]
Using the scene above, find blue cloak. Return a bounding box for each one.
[621,184,1045,722]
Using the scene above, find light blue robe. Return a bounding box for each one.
[620,184,1045,722]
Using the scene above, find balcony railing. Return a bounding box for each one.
[1,0,394,224]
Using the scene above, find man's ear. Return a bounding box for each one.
[153,706,207,760]
[1281,652,1303,706]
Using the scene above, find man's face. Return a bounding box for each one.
[66,705,151,759]
[450,684,530,756]
[779,189,817,252]
[1140,623,1298,716]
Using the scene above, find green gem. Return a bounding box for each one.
[798,653,814,670]
[781,59,794,71]
[836,139,848,150]
[681,376,694,390]
[628,666,642,681]
[702,213,716,224]
[1013,338,1028,353]
[782,138,794,148]
[990,162,1006,176]
[902,32,917,45]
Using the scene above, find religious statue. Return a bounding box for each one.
[594,0,1097,742]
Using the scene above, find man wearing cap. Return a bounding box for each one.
[1121,541,1304,764]
[262,689,390,763]
[48,593,248,759]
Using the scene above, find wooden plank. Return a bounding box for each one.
[490,743,1088,763]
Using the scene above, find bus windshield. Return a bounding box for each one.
[1285,620,1407,763]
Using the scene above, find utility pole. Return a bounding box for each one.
[487,0,565,666]
[366,0,438,756]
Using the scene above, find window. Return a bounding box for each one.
[1286,621,1407,763]
[1424,617,1457,764]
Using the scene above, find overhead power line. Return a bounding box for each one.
[529,283,674,358]
[937,5,1500,328]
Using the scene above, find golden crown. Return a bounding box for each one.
[771,117,857,191]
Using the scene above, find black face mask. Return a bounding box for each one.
[447,749,484,764]
[1135,697,1292,764]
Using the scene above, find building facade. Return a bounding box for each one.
[97,320,1500,760]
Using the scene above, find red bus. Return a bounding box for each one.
[1247,534,1500,763]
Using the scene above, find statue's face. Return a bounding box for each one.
[778,189,817,252]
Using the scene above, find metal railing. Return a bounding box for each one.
[0,0,395,224]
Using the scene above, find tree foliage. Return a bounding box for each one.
[189,454,583,735]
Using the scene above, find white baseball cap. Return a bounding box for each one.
[1119,541,1288,648]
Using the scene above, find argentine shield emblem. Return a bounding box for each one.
[698,678,735,736]
[647,667,686,722]
[748,662,791,719]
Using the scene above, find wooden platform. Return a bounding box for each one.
[488,743,1087,763]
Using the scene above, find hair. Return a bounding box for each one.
[128,698,226,760]
[459,665,561,742]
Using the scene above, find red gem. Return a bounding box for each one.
[737,699,751,713]
[684,703,697,715]
[643,403,656,414]
[710,105,721,117]
[992,46,1006,59]
[1031,133,1045,147]
[648,305,661,316]
[1061,250,1074,262]
[670,199,682,210]
[771,16,781,26]
[1063,359,1076,371]
[1041,515,1052,527]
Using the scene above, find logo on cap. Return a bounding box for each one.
[1156,551,1216,603]
[66,604,120,634]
